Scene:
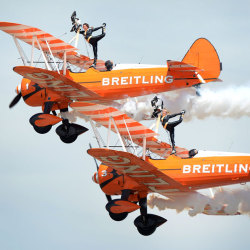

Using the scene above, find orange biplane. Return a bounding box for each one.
[1,21,221,143]
[82,102,250,236]
[3,21,249,237]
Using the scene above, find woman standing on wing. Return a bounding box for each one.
[80,22,106,68]
[160,108,185,154]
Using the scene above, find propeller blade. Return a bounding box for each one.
[9,93,22,108]
[106,195,112,202]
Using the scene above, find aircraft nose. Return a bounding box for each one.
[92,172,99,184]
[16,84,21,94]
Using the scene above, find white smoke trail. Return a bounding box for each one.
[148,187,250,217]
[58,84,250,125]
[120,84,250,122]
[148,192,213,217]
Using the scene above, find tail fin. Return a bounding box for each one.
[182,38,222,81]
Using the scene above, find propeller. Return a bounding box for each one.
[9,92,22,108]
[89,143,112,202]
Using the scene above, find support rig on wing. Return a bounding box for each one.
[9,78,88,143]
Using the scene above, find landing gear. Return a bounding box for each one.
[103,191,167,235]
[134,214,166,236]
[30,102,59,135]
[56,119,88,144]
[33,124,52,134]
[134,197,167,236]
[30,107,88,143]
[109,212,128,221]
[105,190,135,222]
[30,113,52,134]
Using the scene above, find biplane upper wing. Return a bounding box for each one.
[0,22,77,51]
[88,148,189,194]
[71,102,190,158]
[14,66,101,101]
[0,22,106,71]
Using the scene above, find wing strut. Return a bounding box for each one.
[44,38,60,73]
[143,136,147,160]
[111,116,127,152]
[13,36,28,66]
[34,36,51,70]
[31,36,35,66]
[123,116,138,156]
[89,119,106,148]
[63,51,67,75]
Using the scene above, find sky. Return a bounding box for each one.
[1,0,250,249]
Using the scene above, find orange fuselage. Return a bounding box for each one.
[95,154,250,198]
[148,155,250,190]
[69,66,201,101]
[20,66,202,110]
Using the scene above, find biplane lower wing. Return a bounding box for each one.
[13,66,101,101]
[88,148,188,194]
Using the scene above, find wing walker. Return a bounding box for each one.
[2,14,250,236]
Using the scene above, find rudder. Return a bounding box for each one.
[182,38,222,81]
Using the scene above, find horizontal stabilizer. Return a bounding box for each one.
[167,60,202,72]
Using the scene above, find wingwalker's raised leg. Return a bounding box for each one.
[134,195,167,236]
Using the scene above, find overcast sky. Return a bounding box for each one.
[1,0,250,249]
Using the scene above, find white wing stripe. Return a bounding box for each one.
[87,111,124,119]
[0,24,30,30]
[73,105,108,111]
[98,118,136,125]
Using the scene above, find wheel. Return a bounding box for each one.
[109,212,128,221]
[59,134,78,144]
[56,123,78,144]
[134,215,157,236]
[56,122,88,144]
[33,124,52,134]
[137,225,156,236]
[30,113,52,134]
[134,214,167,236]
